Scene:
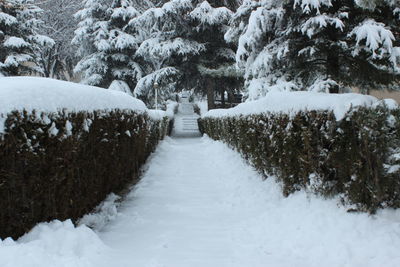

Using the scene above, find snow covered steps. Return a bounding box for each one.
[171,104,201,137]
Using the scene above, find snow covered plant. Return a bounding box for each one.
[127,0,242,107]
[73,0,143,91]
[0,0,54,76]
[228,0,400,99]
[129,0,201,106]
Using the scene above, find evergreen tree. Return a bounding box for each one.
[107,0,143,90]
[0,0,54,76]
[73,0,112,87]
[190,0,242,109]
[131,0,241,108]
[73,0,142,90]
[229,0,400,99]
[130,0,205,106]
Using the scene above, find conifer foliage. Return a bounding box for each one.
[0,0,54,76]
[228,0,400,99]
[131,0,241,106]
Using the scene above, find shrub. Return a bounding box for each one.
[0,109,169,239]
[199,106,400,213]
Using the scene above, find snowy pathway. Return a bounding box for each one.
[90,137,400,267]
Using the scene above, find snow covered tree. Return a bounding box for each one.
[129,0,205,106]
[225,0,293,100]
[130,0,241,108]
[0,0,54,76]
[228,0,400,99]
[35,0,82,80]
[106,0,143,90]
[73,0,143,90]
[189,0,242,109]
[73,0,113,87]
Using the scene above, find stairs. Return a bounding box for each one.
[172,103,201,138]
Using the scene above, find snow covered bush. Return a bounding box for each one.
[200,105,400,213]
[0,77,171,239]
[0,0,54,76]
[0,109,169,239]
[228,0,400,99]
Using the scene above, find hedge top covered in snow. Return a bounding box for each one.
[0,77,148,115]
[203,91,398,121]
[0,77,173,133]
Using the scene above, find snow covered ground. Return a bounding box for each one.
[1,136,400,267]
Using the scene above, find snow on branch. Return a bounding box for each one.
[301,14,345,38]
[4,37,30,48]
[190,1,233,26]
[134,67,180,98]
[109,30,139,50]
[294,0,333,14]
[137,37,205,61]
[111,6,140,21]
[237,6,284,65]
[350,19,395,58]
[0,12,18,25]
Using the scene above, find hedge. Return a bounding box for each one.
[199,106,400,213]
[0,109,170,239]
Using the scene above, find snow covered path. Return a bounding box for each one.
[2,137,400,267]
[92,137,400,267]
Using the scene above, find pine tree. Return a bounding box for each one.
[73,0,113,87]
[131,0,241,108]
[225,0,293,100]
[229,0,400,99]
[130,0,205,106]
[0,0,54,76]
[107,0,143,90]
[189,0,242,109]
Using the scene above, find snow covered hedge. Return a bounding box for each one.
[199,94,400,213]
[0,77,170,239]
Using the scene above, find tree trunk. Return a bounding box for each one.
[327,50,339,94]
[206,78,215,111]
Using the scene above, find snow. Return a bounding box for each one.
[1,136,400,266]
[190,1,233,26]
[3,37,30,48]
[79,194,121,232]
[294,0,333,13]
[109,80,134,96]
[137,38,205,60]
[301,14,345,38]
[203,91,390,120]
[171,102,201,137]
[350,19,395,57]
[0,77,147,115]
[0,77,150,133]
[96,136,400,267]
[0,220,107,267]
[0,12,18,26]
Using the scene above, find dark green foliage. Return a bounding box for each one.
[199,106,400,213]
[0,109,169,239]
